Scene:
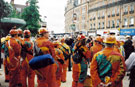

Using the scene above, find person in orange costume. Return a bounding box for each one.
[17,29,23,42]
[59,38,71,82]
[20,30,35,87]
[90,35,126,87]
[4,29,22,87]
[1,35,11,82]
[34,28,58,87]
[53,41,65,87]
[89,36,103,62]
[72,35,90,87]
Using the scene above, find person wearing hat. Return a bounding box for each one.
[72,35,90,87]
[53,41,65,87]
[1,35,11,82]
[20,30,35,87]
[4,29,22,87]
[89,36,103,62]
[90,35,126,87]
[59,38,71,82]
[34,28,57,87]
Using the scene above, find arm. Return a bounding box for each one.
[125,53,135,71]
[90,53,101,87]
[110,56,126,85]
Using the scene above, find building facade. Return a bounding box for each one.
[65,0,89,34]
[65,0,135,36]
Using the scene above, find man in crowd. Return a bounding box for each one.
[34,27,57,87]
[90,35,126,87]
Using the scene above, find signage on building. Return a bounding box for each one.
[120,29,135,35]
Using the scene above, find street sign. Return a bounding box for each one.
[120,29,135,35]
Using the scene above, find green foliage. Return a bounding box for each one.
[8,7,21,18]
[21,0,41,35]
[0,0,12,19]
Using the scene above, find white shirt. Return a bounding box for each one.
[125,52,135,71]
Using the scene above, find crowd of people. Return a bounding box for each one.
[1,26,135,87]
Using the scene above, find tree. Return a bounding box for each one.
[0,0,12,69]
[0,0,12,20]
[21,0,41,35]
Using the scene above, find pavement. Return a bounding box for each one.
[0,65,129,87]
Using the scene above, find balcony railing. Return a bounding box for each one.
[129,24,134,27]
[123,12,128,15]
[112,14,115,17]
[116,13,119,16]
[122,25,128,28]
[102,16,105,19]
[130,10,134,14]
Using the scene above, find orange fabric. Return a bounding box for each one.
[61,60,69,82]
[35,37,57,87]
[77,82,84,87]
[90,43,103,62]
[90,47,126,87]
[21,38,35,87]
[3,60,9,81]
[55,48,64,87]
[5,37,21,87]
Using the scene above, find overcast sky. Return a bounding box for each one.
[5,0,67,33]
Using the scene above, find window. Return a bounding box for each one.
[98,22,100,29]
[82,6,86,13]
[102,11,105,18]
[82,14,85,21]
[108,21,110,27]
[108,10,110,17]
[116,19,120,27]
[124,18,128,26]
[102,22,104,28]
[93,23,95,29]
[82,0,85,3]
[112,8,115,16]
[74,0,78,6]
[124,5,128,12]
[78,0,81,4]
[130,5,134,11]
[98,12,100,19]
[117,8,119,14]
[130,17,134,25]
[112,20,115,28]
[90,24,92,29]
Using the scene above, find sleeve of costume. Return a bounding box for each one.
[90,53,101,87]
[49,42,56,58]
[13,41,21,57]
[110,56,126,84]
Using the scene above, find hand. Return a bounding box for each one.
[105,82,112,87]
[98,82,105,87]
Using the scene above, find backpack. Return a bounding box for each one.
[72,50,82,64]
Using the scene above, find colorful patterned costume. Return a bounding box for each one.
[20,38,35,87]
[35,37,58,87]
[90,47,126,87]
[72,41,90,87]
[5,37,22,87]
[90,42,103,62]
[54,48,65,87]
[59,42,71,82]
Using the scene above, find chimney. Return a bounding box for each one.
[10,0,14,5]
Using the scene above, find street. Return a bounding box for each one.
[0,65,129,87]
